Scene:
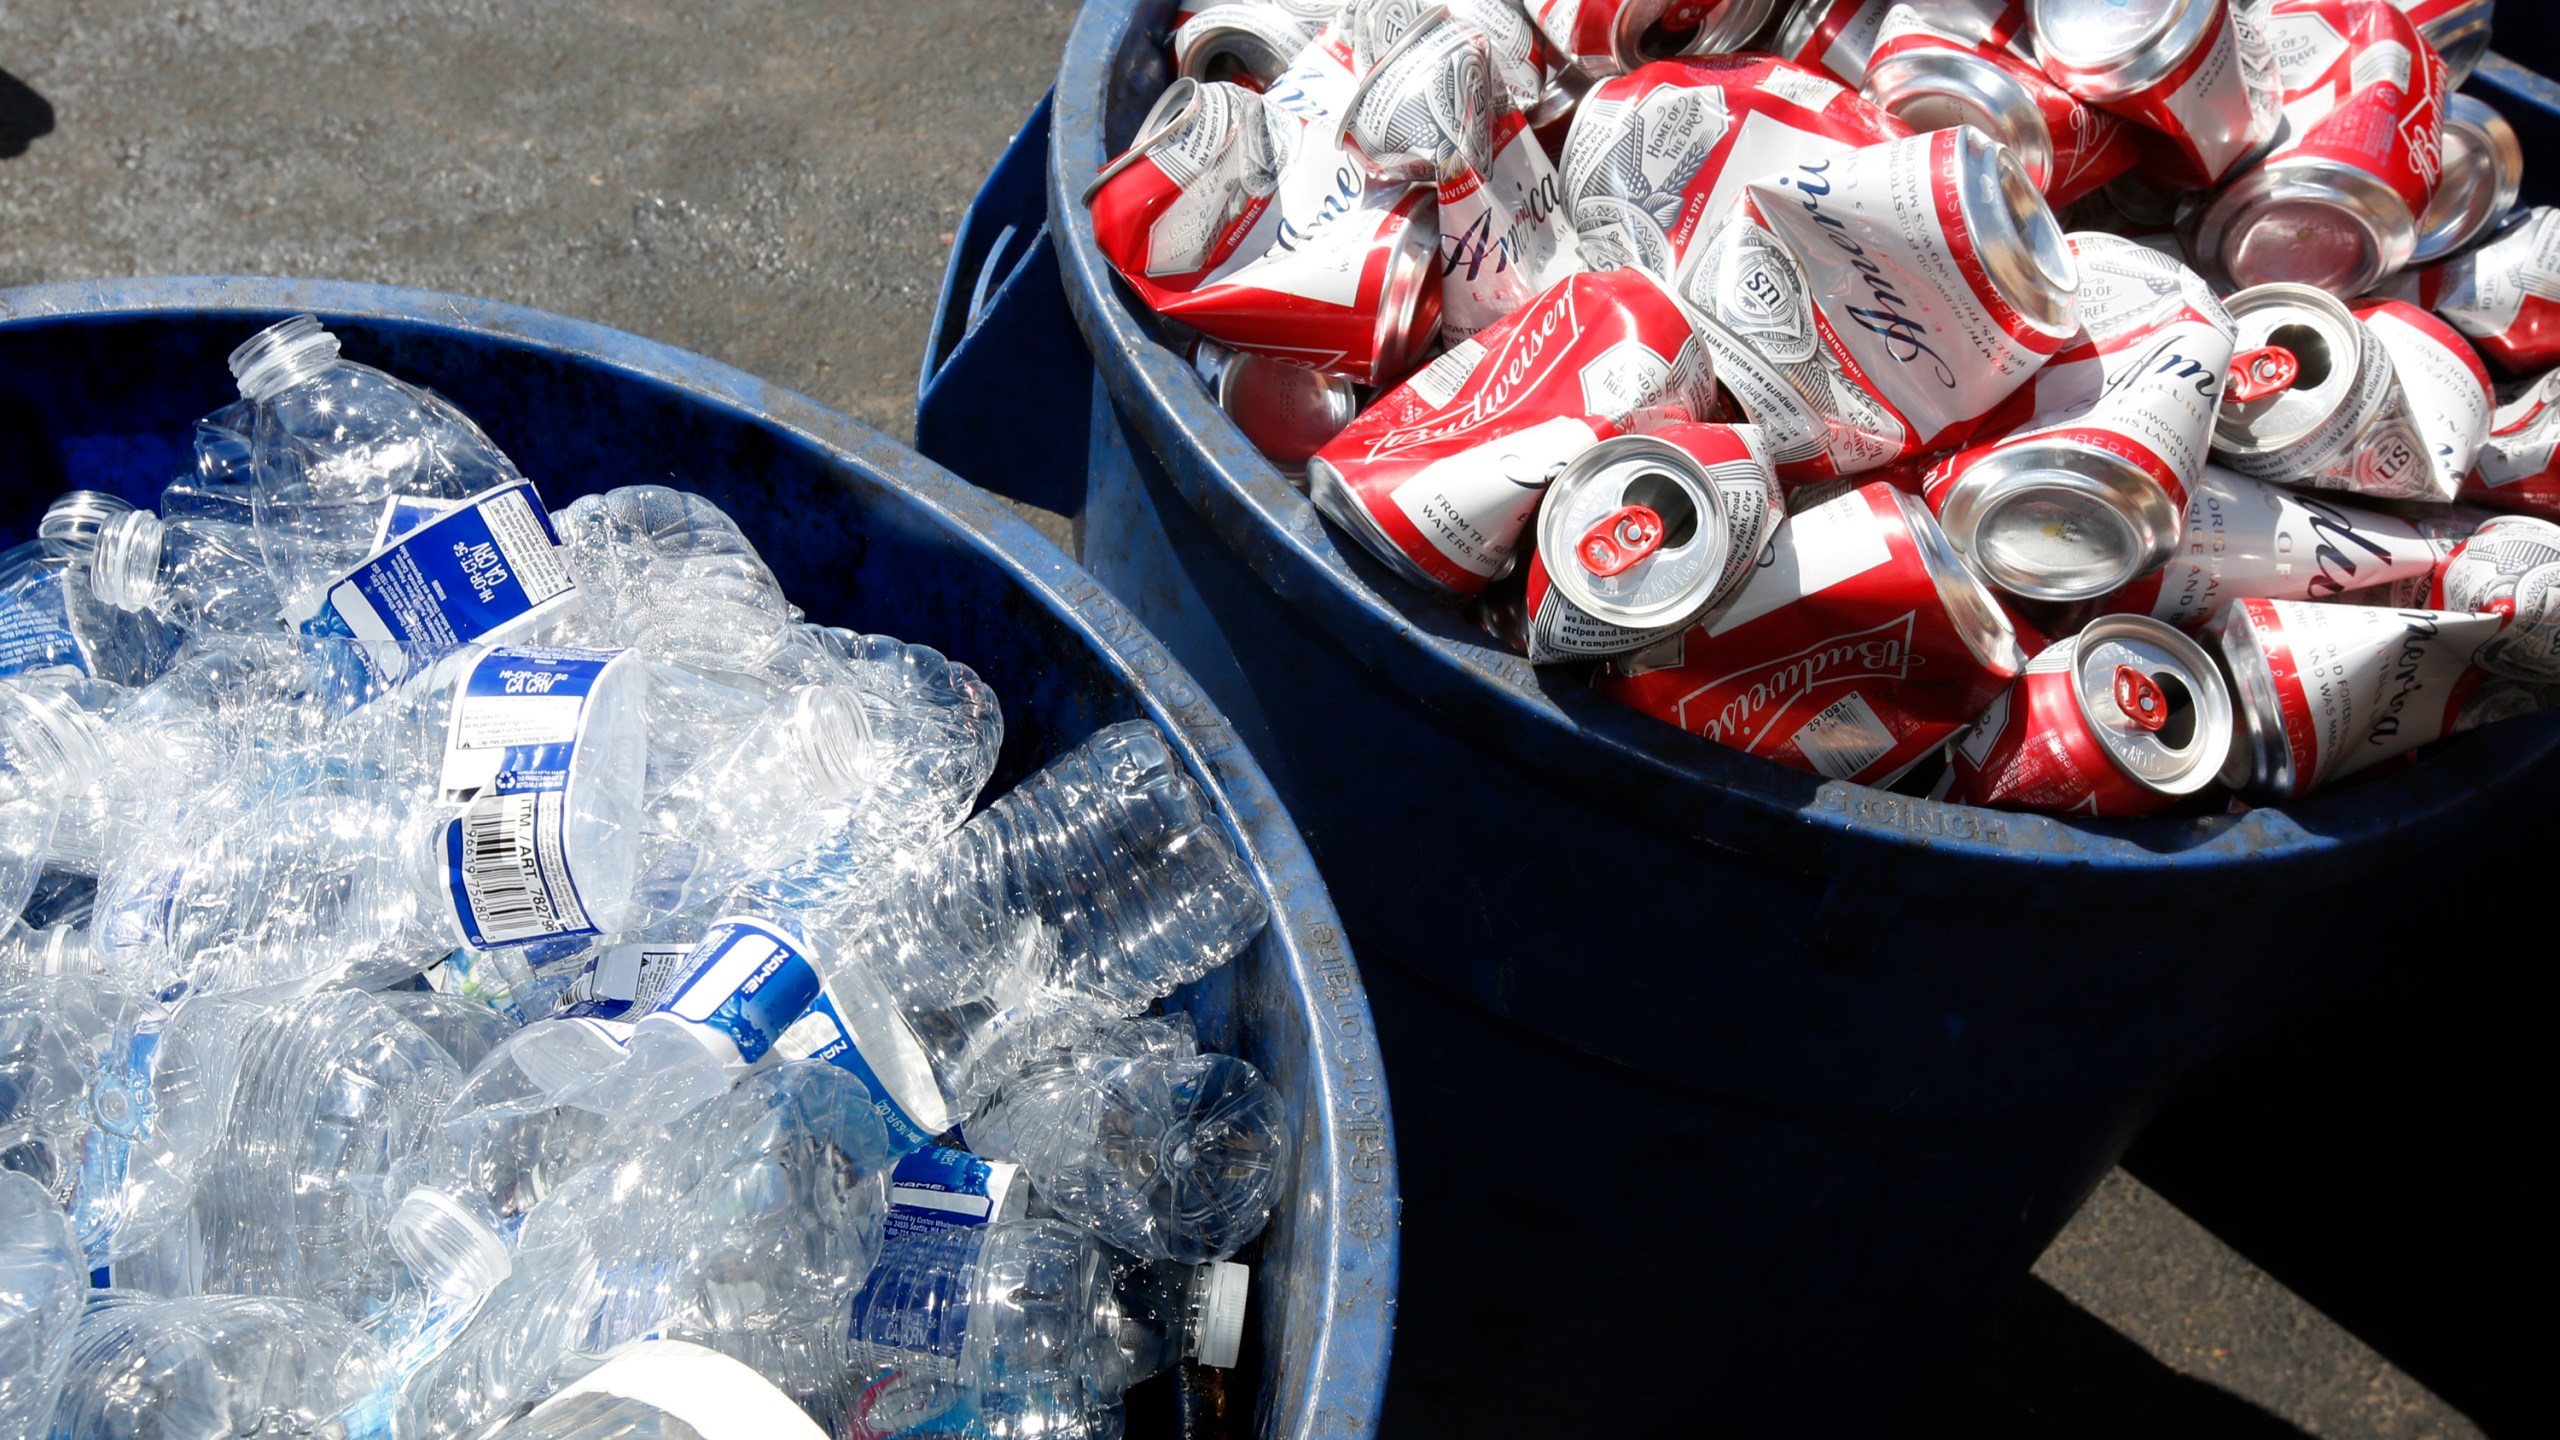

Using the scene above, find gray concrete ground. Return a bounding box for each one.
[0,4,2500,1435]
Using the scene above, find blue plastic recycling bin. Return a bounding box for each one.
[911,7,2560,1433]
[0,276,1395,1440]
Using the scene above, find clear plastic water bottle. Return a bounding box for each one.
[42,1291,387,1440]
[79,500,291,638]
[1,1169,84,1438]
[970,1049,1288,1265]
[0,975,237,1267]
[842,1218,1248,1405]
[0,496,181,690]
[0,917,92,986]
[227,315,529,622]
[2,677,106,919]
[550,486,796,674]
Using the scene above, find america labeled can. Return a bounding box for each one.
[1949,613,2234,815]
[2349,298,2494,504]
[2027,0,2283,188]
[1862,0,2141,207]
[1510,422,1784,662]
[2434,514,2560,682]
[2466,370,2560,523]
[2216,597,2504,799]
[2384,206,2560,377]
[1603,482,2028,785]
[2100,465,2458,629]
[2210,282,2436,503]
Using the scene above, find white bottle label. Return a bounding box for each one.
[439,645,628,949]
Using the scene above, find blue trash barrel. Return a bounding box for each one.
[0,277,1394,1440]
[916,8,2560,1433]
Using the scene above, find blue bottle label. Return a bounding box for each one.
[886,1145,1021,1240]
[70,1020,162,1265]
[556,940,699,1022]
[321,482,581,684]
[782,989,939,1154]
[647,918,827,1067]
[438,645,626,949]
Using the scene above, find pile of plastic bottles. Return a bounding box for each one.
[0,317,1286,1439]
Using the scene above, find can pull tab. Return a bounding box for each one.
[2112,665,2170,733]
[2226,346,2300,403]
[1578,505,1666,577]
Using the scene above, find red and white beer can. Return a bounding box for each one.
[1924,233,2235,601]
[1602,482,2028,784]
[2410,93,2522,266]
[1863,0,2141,206]
[2350,298,2494,503]
[1193,338,1367,474]
[2390,0,2494,87]
[2382,206,2560,377]
[1680,126,2083,484]
[1526,0,1780,79]
[1308,266,1718,593]
[1557,54,1909,284]
[2028,0,2283,189]
[1772,0,1899,87]
[2434,514,2560,682]
[2188,0,2446,294]
[2102,465,2458,628]
[2465,370,2560,523]
[1087,77,1444,384]
[2216,596,2503,799]
[1512,422,1784,662]
[1949,613,2234,814]
[2211,283,2439,502]
[1174,4,1327,87]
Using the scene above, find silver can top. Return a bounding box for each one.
[1864,46,2054,189]
[2212,283,2371,458]
[2189,156,2415,295]
[1370,195,1447,383]
[1892,488,2029,677]
[1195,341,1367,475]
[2413,0,2496,88]
[1537,435,1738,630]
[2028,0,2216,101]
[1937,439,2181,602]
[1950,127,2081,339]
[2411,94,2523,266]
[1174,5,1315,86]
[1611,0,1783,71]
[2065,614,2234,796]
[2213,601,2295,797]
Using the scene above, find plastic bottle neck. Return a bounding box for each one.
[38,491,137,557]
[791,684,874,800]
[229,314,344,402]
[0,683,109,801]
[89,511,170,612]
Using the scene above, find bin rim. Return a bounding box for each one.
[1045,3,2560,883]
[0,274,1398,1440]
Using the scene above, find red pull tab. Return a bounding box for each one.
[2226,345,2301,403]
[2113,665,2169,733]
[1578,505,1666,577]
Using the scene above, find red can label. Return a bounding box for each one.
[2351,299,2494,503]
[2385,207,2560,376]
[2224,597,2498,798]
[2101,0,2285,187]
[2261,0,2446,221]
[1949,643,2172,816]
[2467,369,2560,522]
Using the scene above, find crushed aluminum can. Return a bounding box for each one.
[1343,0,1575,126]
[1086,77,1444,384]
[2381,206,2560,377]
[1175,3,1330,86]
[2211,282,2439,502]
[1680,125,2083,484]
[2434,514,2560,681]
[1507,422,1785,662]
[1526,0,1783,79]
[2389,0,2495,88]
[1558,54,1909,283]
[2028,0,2284,190]
[1949,613,2234,814]
[2099,465,2458,628]
[2465,370,2560,522]
[1307,266,1718,592]
[1602,481,2028,785]
[2189,0,2447,294]
[1924,233,2236,601]
[2409,93,2521,266]
[2349,298,2494,504]
[2215,597,2505,799]
[1863,0,2141,207]
[1194,338,1368,473]
[1772,0,1899,87]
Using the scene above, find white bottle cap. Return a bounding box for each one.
[1193,1260,1251,1369]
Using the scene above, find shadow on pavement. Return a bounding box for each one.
[1900,1277,2307,1439]
[0,70,53,158]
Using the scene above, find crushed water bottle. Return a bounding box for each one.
[0,498,181,690]
[43,1291,386,1440]
[2,1169,84,1438]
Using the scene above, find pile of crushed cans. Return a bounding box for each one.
[1086,0,2560,817]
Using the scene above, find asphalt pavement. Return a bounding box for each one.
[0,4,2509,1435]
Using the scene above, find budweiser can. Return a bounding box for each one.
[1680,126,2083,483]
[2409,93,2521,266]
[1175,3,1326,86]
[2188,0,2447,295]
[2211,283,2438,502]
[2390,0,2494,88]
[1307,266,1718,592]
[2332,505,2486,608]
[2349,298,2493,503]
[1925,234,2236,601]
[2435,514,2560,681]
[1949,614,2234,813]
[1863,0,2141,206]
[1527,0,1782,78]
[1511,422,1785,661]
[1194,338,1367,473]
[2028,0,2283,189]
[2216,597,2503,798]
[1343,0,1574,126]
[1086,78,1444,384]
[2383,206,2560,377]
[1558,54,1909,282]
[2102,464,2457,627]
[1602,482,2028,784]
[2465,370,2560,522]
[1772,0,1898,86]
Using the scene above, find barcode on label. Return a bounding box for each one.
[1792,691,1896,780]
[453,792,588,945]
[480,490,576,607]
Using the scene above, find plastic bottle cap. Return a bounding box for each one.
[1194,1260,1251,1369]
[792,683,875,800]
[88,510,168,612]
[386,1187,513,1299]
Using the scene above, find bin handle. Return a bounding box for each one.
[966,224,1020,337]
